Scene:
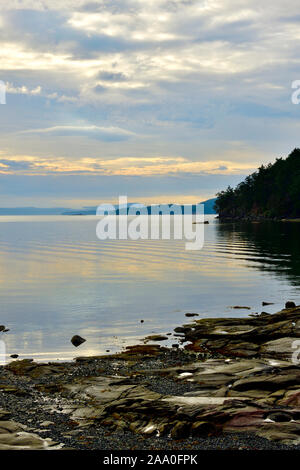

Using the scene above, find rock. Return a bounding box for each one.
[71,335,86,347]
[185,313,199,317]
[5,359,35,376]
[144,335,168,342]
[180,307,300,360]
[0,421,26,434]
[230,306,251,310]
[0,431,62,450]
[185,339,208,353]
[0,415,63,450]
[5,359,67,378]
[142,423,157,436]
[174,326,192,334]
[172,344,179,348]
[0,410,10,420]
[231,369,300,393]
[221,342,259,358]
[191,421,216,436]
[0,326,5,332]
[113,344,167,359]
[170,422,190,439]
[0,385,28,397]
[262,302,274,306]
[285,301,296,309]
[260,337,296,361]
[140,320,144,323]
[40,421,55,427]
[1,307,300,448]
[280,391,300,407]
[223,409,265,429]
[257,422,300,445]
[267,412,292,423]
[10,354,19,359]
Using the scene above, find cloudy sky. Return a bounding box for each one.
[0,0,300,207]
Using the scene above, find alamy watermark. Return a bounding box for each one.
[0,81,6,104]
[96,196,205,250]
[291,80,300,104]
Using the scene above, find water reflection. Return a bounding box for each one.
[216,221,300,285]
[0,216,298,361]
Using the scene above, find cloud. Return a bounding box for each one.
[0,153,258,176]
[20,125,136,141]
[6,83,42,95]
[0,0,300,205]
[0,159,33,170]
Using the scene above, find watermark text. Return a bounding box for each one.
[96,196,205,251]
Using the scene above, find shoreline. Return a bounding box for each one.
[218,216,300,222]
[0,304,299,450]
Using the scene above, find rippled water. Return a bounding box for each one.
[0,215,299,361]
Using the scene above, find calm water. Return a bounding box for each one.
[0,215,300,361]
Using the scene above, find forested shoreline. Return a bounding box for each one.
[215,148,300,219]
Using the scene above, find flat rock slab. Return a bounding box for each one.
[0,409,64,450]
[260,337,298,361]
[184,308,300,358]
[162,396,248,406]
[49,360,300,445]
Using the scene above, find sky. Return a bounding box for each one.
[0,0,300,208]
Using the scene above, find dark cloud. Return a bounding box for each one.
[97,71,127,81]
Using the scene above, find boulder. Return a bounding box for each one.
[71,335,86,347]
[285,301,296,309]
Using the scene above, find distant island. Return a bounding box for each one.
[63,198,217,216]
[0,207,71,215]
[215,148,300,220]
[0,198,217,216]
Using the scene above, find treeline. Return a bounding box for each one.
[215,148,300,219]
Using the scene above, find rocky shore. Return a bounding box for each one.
[0,304,299,450]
